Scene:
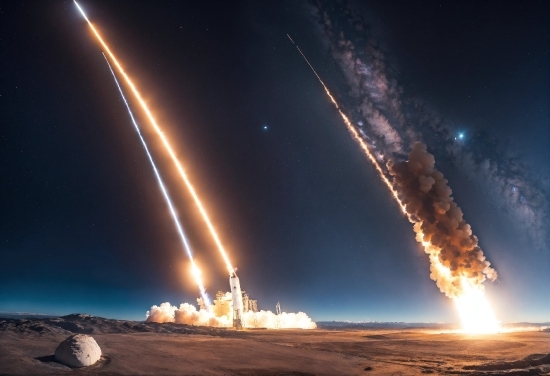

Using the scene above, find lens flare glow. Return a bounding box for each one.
[427,248,499,333]
[191,264,202,278]
[74,0,235,276]
[454,278,500,334]
[289,35,500,333]
[103,53,210,306]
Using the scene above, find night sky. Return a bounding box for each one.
[1,1,548,323]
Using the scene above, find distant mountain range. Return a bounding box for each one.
[316,321,550,330]
[316,321,455,329]
[1,313,547,331]
[0,312,60,320]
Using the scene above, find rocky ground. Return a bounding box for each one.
[0,314,231,336]
[0,314,549,375]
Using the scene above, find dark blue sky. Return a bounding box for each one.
[1,1,548,322]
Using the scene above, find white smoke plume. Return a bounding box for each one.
[390,142,497,297]
[146,302,177,323]
[308,0,549,248]
[146,301,316,329]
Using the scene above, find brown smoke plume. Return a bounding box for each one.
[390,142,497,298]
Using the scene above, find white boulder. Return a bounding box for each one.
[54,334,102,367]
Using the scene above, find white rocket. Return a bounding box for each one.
[230,269,244,329]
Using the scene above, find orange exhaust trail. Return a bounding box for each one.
[286,35,406,215]
[74,1,235,275]
[103,53,210,306]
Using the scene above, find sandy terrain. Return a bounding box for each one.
[0,315,549,375]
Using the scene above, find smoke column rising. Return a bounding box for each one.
[390,142,497,298]
[288,33,499,332]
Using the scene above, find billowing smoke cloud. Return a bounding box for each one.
[146,302,177,323]
[390,142,497,297]
[407,100,549,249]
[146,301,316,329]
[308,0,548,249]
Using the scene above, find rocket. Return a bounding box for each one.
[230,268,244,329]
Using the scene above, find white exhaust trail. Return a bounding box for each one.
[74,0,236,276]
[103,53,210,306]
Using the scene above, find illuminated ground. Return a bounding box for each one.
[1,315,549,375]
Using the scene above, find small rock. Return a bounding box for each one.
[54,334,101,367]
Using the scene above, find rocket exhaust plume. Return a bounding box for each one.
[73,1,236,276]
[102,54,209,306]
[145,298,316,329]
[390,143,499,333]
[288,36,500,333]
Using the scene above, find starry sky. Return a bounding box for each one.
[1,1,548,322]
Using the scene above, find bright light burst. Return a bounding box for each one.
[454,278,500,334]
[74,1,235,275]
[423,236,500,334]
[191,264,202,278]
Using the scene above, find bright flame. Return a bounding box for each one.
[191,264,202,278]
[288,36,500,333]
[454,278,500,334]
[74,1,235,275]
[102,53,209,306]
[423,237,500,333]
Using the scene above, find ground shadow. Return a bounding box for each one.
[35,355,56,363]
[459,353,550,375]
[363,334,390,340]
[463,353,550,371]
[34,355,72,371]
[34,355,110,371]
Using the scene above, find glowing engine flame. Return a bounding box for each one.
[421,232,500,333]
[288,35,500,334]
[454,278,500,334]
[191,264,202,278]
[74,1,235,276]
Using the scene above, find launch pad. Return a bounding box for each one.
[198,269,259,329]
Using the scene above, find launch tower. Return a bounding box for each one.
[230,270,244,329]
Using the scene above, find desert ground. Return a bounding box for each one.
[0,315,548,375]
